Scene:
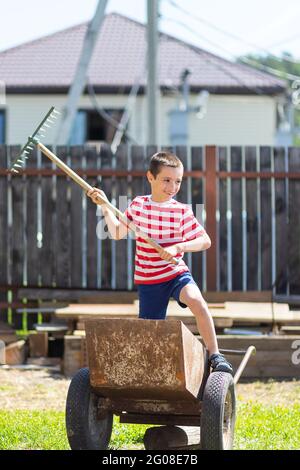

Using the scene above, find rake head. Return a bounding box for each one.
[9,106,60,174]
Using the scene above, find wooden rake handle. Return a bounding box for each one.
[37,143,179,265]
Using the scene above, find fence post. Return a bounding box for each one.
[205,146,217,291]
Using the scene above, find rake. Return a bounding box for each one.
[9,107,179,265]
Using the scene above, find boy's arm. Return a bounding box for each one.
[87,187,129,240]
[102,206,129,240]
[175,232,211,253]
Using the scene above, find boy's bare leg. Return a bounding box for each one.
[179,283,219,355]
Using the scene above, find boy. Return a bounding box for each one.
[87,151,232,374]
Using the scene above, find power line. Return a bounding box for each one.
[162,15,299,84]
[161,16,288,95]
[166,0,300,65]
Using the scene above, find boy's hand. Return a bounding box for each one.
[86,187,109,206]
[157,244,181,262]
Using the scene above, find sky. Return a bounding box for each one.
[0,0,300,62]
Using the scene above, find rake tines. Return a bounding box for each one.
[10,106,60,174]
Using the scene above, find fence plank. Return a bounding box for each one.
[288,148,300,294]
[175,146,188,204]
[131,146,147,290]
[0,146,8,287]
[70,146,84,288]
[0,146,8,322]
[260,146,272,290]
[11,146,24,287]
[115,145,129,289]
[191,146,203,288]
[218,147,227,290]
[245,146,259,290]
[55,147,71,288]
[26,148,39,287]
[40,147,55,287]
[86,147,99,289]
[274,147,288,295]
[100,144,113,289]
[230,147,243,291]
[205,146,217,291]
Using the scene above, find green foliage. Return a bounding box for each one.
[235,403,300,450]
[0,404,299,450]
[237,52,300,77]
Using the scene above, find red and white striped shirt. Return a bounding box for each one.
[124,195,206,284]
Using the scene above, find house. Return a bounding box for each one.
[0,12,287,147]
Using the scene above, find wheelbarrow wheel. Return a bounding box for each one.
[200,372,236,450]
[65,367,113,450]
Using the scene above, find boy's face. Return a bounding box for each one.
[147,165,183,202]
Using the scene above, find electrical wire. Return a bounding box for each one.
[162,16,280,96]
[162,15,299,85]
[166,0,300,65]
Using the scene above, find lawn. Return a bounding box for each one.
[0,403,299,450]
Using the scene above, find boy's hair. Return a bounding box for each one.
[148,152,183,178]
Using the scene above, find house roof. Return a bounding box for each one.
[0,12,286,95]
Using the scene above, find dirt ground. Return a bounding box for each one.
[0,369,299,410]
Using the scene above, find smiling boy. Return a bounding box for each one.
[87,151,232,374]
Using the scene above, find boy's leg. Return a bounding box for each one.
[179,283,233,374]
[179,283,219,355]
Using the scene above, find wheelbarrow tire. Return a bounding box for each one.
[65,367,113,450]
[200,372,236,450]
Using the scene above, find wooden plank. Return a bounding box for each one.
[70,146,84,288]
[274,147,288,295]
[175,146,188,204]
[28,332,48,357]
[26,148,39,290]
[5,340,26,365]
[55,146,71,288]
[63,335,84,377]
[217,334,300,351]
[205,146,217,291]
[245,146,258,290]
[0,146,8,289]
[10,146,25,287]
[131,146,147,290]
[230,147,243,290]
[191,147,203,288]
[144,425,200,450]
[99,144,113,289]
[40,147,55,287]
[218,147,228,290]
[85,146,99,289]
[288,148,300,294]
[259,146,272,290]
[114,144,129,289]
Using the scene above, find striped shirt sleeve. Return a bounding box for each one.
[124,198,136,222]
[181,206,206,241]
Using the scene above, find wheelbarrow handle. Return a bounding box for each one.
[233,345,256,385]
[37,142,179,266]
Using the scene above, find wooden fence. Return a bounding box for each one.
[0,144,300,327]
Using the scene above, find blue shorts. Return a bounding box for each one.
[137,271,197,320]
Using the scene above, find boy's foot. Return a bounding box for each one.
[209,353,233,375]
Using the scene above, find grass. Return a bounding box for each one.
[0,404,299,450]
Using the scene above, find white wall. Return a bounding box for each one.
[3,92,277,147]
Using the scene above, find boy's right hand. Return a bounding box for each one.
[86,187,109,206]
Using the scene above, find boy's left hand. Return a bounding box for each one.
[157,244,181,262]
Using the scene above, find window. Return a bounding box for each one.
[0,111,5,144]
[69,109,127,145]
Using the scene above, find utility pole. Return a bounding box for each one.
[54,0,108,146]
[147,0,159,146]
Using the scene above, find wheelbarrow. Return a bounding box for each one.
[65,319,255,450]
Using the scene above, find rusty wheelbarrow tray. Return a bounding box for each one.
[65,319,255,450]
